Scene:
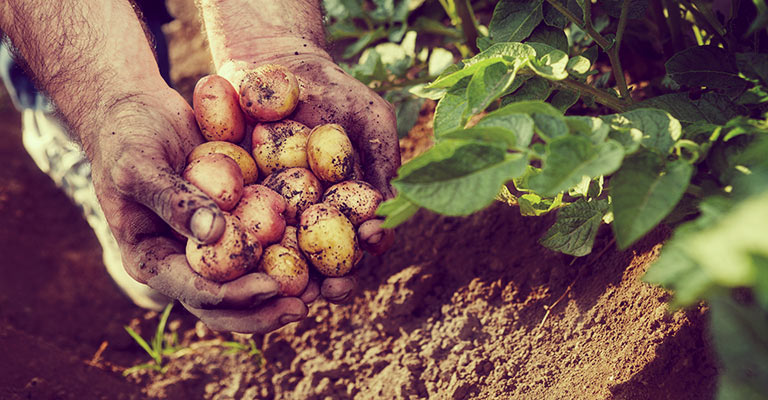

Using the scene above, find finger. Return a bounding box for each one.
[110,159,226,245]
[358,219,395,255]
[320,276,356,303]
[121,233,279,309]
[300,280,320,304]
[182,297,308,334]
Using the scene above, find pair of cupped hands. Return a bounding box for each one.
[90,49,400,333]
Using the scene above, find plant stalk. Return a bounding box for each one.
[610,0,632,100]
[544,0,613,50]
[454,0,480,54]
[553,78,630,112]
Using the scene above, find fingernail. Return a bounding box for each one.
[367,232,383,244]
[327,292,351,303]
[254,290,279,303]
[190,208,220,243]
[279,313,304,325]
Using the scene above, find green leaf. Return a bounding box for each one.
[377,194,420,228]
[566,55,591,78]
[543,1,568,29]
[394,97,425,138]
[550,89,580,112]
[539,198,610,256]
[735,52,768,85]
[466,62,517,116]
[433,77,470,135]
[527,25,569,54]
[605,108,682,154]
[610,152,694,249]
[489,0,545,43]
[409,83,447,100]
[643,241,715,307]
[428,42,536,88]
[530,136,625,196]
[476,112,536,148]
[518,192,564,216]
[343,27,388,59]
[709,295,768,399]
[666,45,749,98]
[639,92,741,124]
[526,42,569,80]
[393,140,529,215]
[502,77,552,104]
[440,126,527,149]
[565,116,610,144]
[323,0,365,19]
[428,48,456,77]
[532,113,569,140]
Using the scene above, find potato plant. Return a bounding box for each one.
[338,1,768,397]
[182,64,382,297]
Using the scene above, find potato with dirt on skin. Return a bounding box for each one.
[193,74,246,143]
[306,123,355,183]
[232,185,287,247]
[281,226,299,250]
[259,243,309,297]
[183,153,243,211]
[187,141,259,184]
[262,167,322,225]
[298,203,362,277]
[186,212,262,282]
[239,64,300,122]
[251,120,311,175]
[323,180,383,226]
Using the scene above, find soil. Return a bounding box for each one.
[0,1,719,399]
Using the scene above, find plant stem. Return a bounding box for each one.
[544,0,612,50]
[610,0,632,100]
[553,78,630,112]
[454,0,480,54]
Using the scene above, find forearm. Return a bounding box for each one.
[0,1,167,138]
[197,0,329,69]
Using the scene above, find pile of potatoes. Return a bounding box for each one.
[183,65,383,296]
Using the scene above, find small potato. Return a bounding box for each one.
[260,244,309,296]
[262,167,322,225]
[183,153,244,211]
[232,185,287,246]
[323,180,383,226]
[298,203,362,277]
[306,124,354,183]
[239,64,299,122]
[187,141,259,184]
[281,226,299,250]
[193,74,246,143]
[252,120,311,175]
[186,212,262,282]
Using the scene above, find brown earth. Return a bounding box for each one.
[0,1,718,399]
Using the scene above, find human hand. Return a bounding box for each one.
[87,87,311,332]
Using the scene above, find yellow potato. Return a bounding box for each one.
[251,120,311,175]
[323,180,383,226]
[187,141,259,184]
[298,203,362,277]
[262,167,322,225]
[238,64,300,122]
[186,212,262,282]
[260,244,309,296]
[193,74,246,143]
[306,124,354,183]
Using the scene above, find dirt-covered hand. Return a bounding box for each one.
[87,88,307,333]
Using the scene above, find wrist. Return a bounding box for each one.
[198,0,328,71]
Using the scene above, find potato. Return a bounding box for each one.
[187,141,259,184]
[262,167,322,225]
[306,124,354,183]
[323,180,383,226]
[238,64,299,122]
[232,185,286,246]
[193,74,246,143]
[281,226,299,250]
[298,203,362,277]
[251,120,311,175]
[186,212,261,282]
[183,153,244,211]
[259,244,309,296]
